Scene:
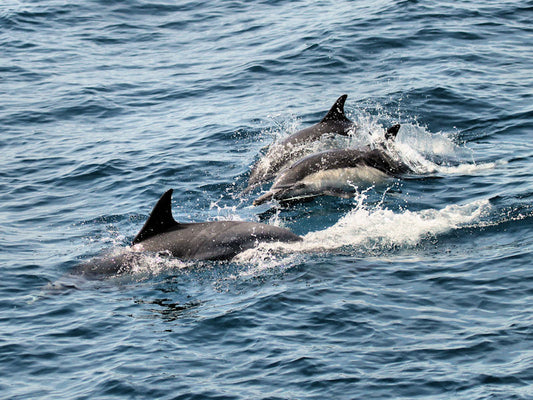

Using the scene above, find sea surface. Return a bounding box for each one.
[1,1,532,399]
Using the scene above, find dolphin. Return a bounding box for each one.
[74,189,302,278]
[253,125,410,205]
[245,94,356,192]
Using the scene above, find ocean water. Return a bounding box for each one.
[1,0,532,399]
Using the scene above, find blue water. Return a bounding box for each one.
[1,1,532,398]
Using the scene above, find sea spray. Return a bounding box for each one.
[234,198,492,270]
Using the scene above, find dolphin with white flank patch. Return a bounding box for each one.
[253,125,410,205]
[245,94,356,192]
[74,189,302,278]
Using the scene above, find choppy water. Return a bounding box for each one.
[1,1,532,399]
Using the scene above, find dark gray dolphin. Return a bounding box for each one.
[74,189,302,278]
[245,94,356,192]
[253,125,410,205]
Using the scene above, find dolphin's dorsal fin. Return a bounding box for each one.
[385,124,401,141]
[132,189,179,245]
[321,94,350,123]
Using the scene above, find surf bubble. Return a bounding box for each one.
[395,123,459,157]
[304,197,491,250]
[234,197,492,272]
[209,196,246,221]
[125,250,190,277]
[373,123,498,176]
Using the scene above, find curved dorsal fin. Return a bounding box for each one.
[385,124,401,141]
[132,189,179,245]
[321,94,350,123]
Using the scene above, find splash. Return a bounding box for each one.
[124,250,190,277]
[383,123,498,175]
[209,196,246,221]
[302,197,491,251]
[256,109,496,180]
[234,196,492,270]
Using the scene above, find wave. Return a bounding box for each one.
[388,129,500,175]
[348,114,500,176]
[234,197,492,271]
[252,107,497,183]
[63,196,492,282]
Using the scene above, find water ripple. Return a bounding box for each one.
[1,0,532,399]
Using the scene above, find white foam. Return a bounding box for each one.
[209,196,246,221]
[436,161,501,175]
[234,197,492,271]
[257,107,499,181]
[302,197,491,250]
[125,250,190,276]
[365,123,500,176]
[393,123,459,157]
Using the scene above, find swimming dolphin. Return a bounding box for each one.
[74,189,302,278]
[245,94,356,192]
[253,125,410,205]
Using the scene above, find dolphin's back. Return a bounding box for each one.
[132,190,301,260]
[74,190,303,278]
[135,220,301,261]
[280,93,353,147]
[282,148,412,182]
[246,94,356,191]
[253,147,412,205]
